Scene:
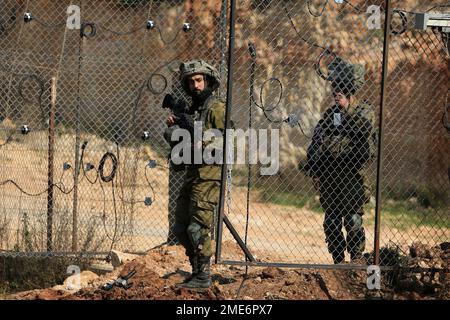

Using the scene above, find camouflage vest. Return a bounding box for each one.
[318,102,377,171]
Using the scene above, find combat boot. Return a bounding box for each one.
[174,256,198,288]
[177,256,212,290]
[183,256,199,283]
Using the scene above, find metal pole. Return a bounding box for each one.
[72,0,84,252]
[47,77,57,252]
[374,0,392,266]
[215,0,236,264]
[244,43,257,266]
[218,0,228,96]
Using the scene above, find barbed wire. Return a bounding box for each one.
[17,11,195,46]
[248,42,312,137]
[426,3,450,12]
[306,0,365,18]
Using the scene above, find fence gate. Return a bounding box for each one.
[0,0,227,256]
[0,0,448,270]
[215,0,450,268]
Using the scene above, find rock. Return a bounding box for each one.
[63,270,99,292]
[254,276,262,283]
[51,285,68,292]
[89,262,114,275]
[440,242,450,251]
[212,283,223,295]
[408,291,422,300]
[410,242,431,259]
[261,267,283,279]
[110,250,139,268]
[285,278,296,286]
[413,273,422,281]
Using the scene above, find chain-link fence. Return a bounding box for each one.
[0,0,448,269]
[0,0,228,256]
[215,0,449,268]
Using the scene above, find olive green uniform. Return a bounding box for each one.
[308,102,375,263]
[172,97,225,260]
[304,57,376,264]
[165,59,224,289]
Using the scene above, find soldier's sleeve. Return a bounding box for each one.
[340,103,376,169]
[348,104,375,138]
[206,100,226,131]
[304,112,327,176]
[203,100,226,151]
[308,119,324,157]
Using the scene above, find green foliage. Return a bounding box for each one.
[260,190,449,229]
[379,200,450,230]
[260,191,323,213]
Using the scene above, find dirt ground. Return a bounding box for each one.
[4,241,449,300]
[1,127,449,300]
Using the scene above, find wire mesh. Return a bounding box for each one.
[0,0,448,270]
[0,0,228,256]
[217,0,449,267]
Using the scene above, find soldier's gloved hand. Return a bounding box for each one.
[176,113,195,134]
[167,114,176,127]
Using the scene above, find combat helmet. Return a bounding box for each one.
[327,57,365,96]
[179,60,220,93]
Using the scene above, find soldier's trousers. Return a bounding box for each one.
[319,172,368,264]
[323,210,365,264]
[172,165,221,259]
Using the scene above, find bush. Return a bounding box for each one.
[0,256,91,295]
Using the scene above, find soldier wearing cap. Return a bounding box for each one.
[302,58,376,264]
[165,60,225,289]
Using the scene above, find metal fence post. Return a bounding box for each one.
[374,0,392,266]
[216,0,236,264]
[47,76,58,252]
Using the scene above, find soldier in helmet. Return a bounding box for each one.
[302,58,376,264]
[164,60,225,289]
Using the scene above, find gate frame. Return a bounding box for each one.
[215,0,393,270]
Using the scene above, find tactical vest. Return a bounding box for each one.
[315,102,376,173]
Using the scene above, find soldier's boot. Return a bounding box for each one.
[183,256,199,283]
[178,256,212,290]
[174,256,198,288]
